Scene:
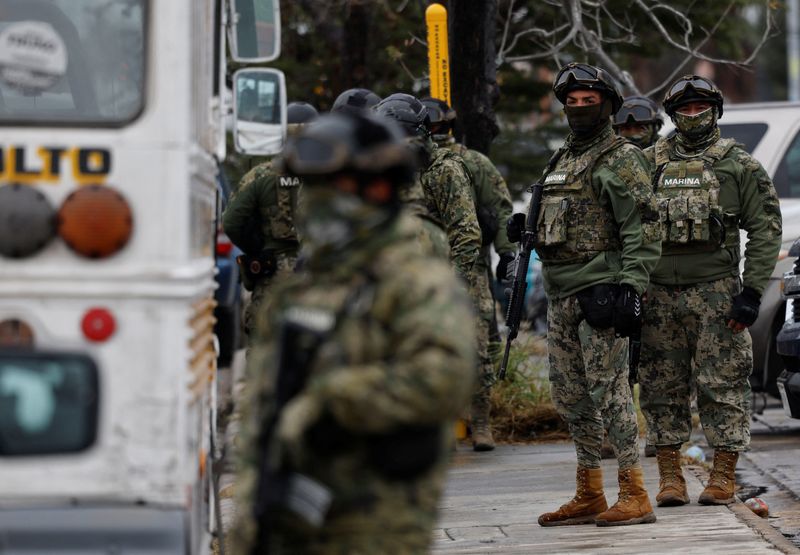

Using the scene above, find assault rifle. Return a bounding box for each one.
[498,180,544,380]
[252,319,332,554]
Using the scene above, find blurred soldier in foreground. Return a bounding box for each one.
[639,75,782,507]
[374,94,492,451]
[422,96,517,450]
[222,101,318,343]
[230,112,476,554]
[612,96,663,150]
[508,62,661,526]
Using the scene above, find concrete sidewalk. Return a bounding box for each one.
[433,441,797,554]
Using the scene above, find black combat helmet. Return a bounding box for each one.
[373,93,431,137]
[287,101,319,124]
[553,62,623,114]
[420,97,456,135]
[332,88,382,115]
[663,75,724,117]
[281,112,416,205]
[613,96,664,130]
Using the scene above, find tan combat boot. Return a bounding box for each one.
[698,450,739,505]
[470,400,495,452]
[595,466,657,526]
[655,447,689,506]
[538,467,608,526]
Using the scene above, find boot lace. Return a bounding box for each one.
[618,469,632,502]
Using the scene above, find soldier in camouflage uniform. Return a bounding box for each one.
[612,96,663,150]
[639,76,782,507]
[375,94,490,451]
[421,96,517,451]
[223,102,319,343]
[230,112,476,554]
[508,63,661,526]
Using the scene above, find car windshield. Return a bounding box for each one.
[0,0,146,126]
[718,123,768,154]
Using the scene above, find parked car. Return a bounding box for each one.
[215,171,244,367]
[661,102,800,395]
[777,238,800,418]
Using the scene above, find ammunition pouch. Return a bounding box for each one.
[576,284,618,330]
[237,249,278,291]
[367,425,441,480]
[307,417,442,480]
[476,205,499,246]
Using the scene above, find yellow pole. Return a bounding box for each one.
[425,3,451,106]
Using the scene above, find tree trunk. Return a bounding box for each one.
[448,0,500,155]
[342,0,370,89]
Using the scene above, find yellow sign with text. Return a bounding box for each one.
[425,3,451,106]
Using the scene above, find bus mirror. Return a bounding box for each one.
[229,0,281,62]
[233,68,287,156]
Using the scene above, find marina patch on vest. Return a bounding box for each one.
[544,171,568,185]
[661,174,702,187]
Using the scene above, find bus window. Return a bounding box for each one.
[0,0,146,127]
[0,351,99,456]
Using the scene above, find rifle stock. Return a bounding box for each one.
[498,182,544,380]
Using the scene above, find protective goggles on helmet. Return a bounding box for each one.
[613,100,657,127]
[663,75,723,116]
[554,63,612,93]
[553,62,622,112]
[665,76,718,100]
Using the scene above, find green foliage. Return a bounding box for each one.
[490,336,569,442]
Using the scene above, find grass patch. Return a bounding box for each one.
[490,334,569,443]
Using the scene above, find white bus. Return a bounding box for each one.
[0,0,284,552]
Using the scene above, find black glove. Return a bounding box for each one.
[506,213,526,243]
[613,284,642,338]
[496,253,515,281]
[729,286,761,327]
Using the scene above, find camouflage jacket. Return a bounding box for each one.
[231,213,476,550]
[222,160,301,256]
[419,145,483,283]
[439,138,516,257]
[539,125,662,298]
[644,134,782,294]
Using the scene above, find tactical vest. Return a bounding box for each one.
[270,173,301,242]
[534,138,624,265]
[653,137,740,255]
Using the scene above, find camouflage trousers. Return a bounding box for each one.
[470,264,495,412]
[547,294,640,469]
[639,277,752,451]
[244,253,297,345]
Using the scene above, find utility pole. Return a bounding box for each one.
[789,0,800,100]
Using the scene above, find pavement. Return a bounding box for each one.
[433,439,798,554]
[217,350,800,553]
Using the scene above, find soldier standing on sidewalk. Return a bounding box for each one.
[374,95,495,452]
[222,102,318,344]
[508,63,661,526]
[421,96,517,451]
[639,75,782,507]
[230,112,476,554]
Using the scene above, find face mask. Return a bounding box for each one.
[618,126,656,149]
[564,100,613,135]
[297,186,393,258]
[672,107,717,138]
